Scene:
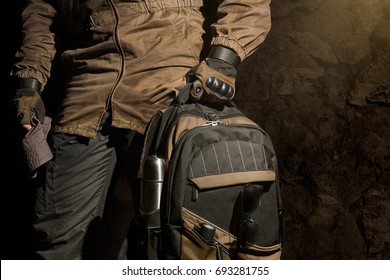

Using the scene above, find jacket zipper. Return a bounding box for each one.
[105,0,126,111]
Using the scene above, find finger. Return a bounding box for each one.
[22,124,33,131]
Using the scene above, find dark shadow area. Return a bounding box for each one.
[1,0,37,260]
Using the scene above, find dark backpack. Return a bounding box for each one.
[134,86,283,260]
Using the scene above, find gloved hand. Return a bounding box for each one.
[11,78,45,130]
[187,46,240,103]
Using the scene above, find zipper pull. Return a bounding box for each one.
[215,242,223,260]
[191,183,198,202]
[204,113,226,126]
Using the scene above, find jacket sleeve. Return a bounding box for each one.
[10,0,57,89]
[211,0,272,61]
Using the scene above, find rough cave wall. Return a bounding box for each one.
[235,0,390,259]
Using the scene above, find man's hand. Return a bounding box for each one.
[191,58,237,102]
[187,46,240,103]
[11,78,45,131]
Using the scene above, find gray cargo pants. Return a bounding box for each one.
[33,112,144,259]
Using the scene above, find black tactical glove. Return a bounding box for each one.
[187,46,240,103]
[11,77,45,127]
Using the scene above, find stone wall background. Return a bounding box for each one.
[234,0,390,259]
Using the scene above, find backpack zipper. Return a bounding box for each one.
[191,225,230,259]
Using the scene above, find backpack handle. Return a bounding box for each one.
[173,83,193,105]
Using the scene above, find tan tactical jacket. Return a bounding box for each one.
[11,0,271,138]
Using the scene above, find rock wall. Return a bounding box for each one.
[234,0,390,259]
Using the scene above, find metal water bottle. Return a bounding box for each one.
[140,155,166,214]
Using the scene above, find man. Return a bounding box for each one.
[9,0,272,259]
